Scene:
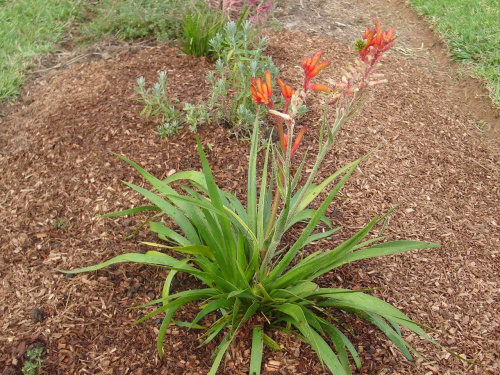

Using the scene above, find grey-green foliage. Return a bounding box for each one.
[22,347,44,375]
[135,71,182,137]
[183,102,210,133]
[155,121,183,138]
[135,71,211,137]
[132,20,279,137]
[208,20,279,134]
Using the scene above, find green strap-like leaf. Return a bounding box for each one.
[60,252,194,274]
[247,116,260,235]
[223,191,248,224]
[278,305,346,375]
[262,333,281,350]
[285,209,332,231]
[191,299,233,328]
[196,137,235,254]
[302,226,342,247]
[200,317,229,346]
[361,311,414,361]
[162,258,191,303]
[319,319,355,374]
[134,290,213,326]
[271,281,318,301]
[100,205,159,218]
[160,191,260,264]
[142,242,214,260]
[208,299,260,374]
[172,320,206,329]
[117,156,229,248]
[149,221,191,246]
[208,332,235,375]
[134,287,217,309]
[163,170,207,187]
[123,180,200,243]
[257,135,272,246]
[316,290,437,345]
[289,154,370,219]
[250,326,264,375]
[157,307,179,358]
[265,160,361,284]
[332,240,440,268]
[271,217,379,289]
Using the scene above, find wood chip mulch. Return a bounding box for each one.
[1,0,499,374]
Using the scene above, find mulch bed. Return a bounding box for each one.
[1,0,499,374]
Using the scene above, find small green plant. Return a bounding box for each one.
[22,346,44,375]
[183,102,210,133]
[51,218,67,230]
[135,71,182,137]
[135,71,213,137]
[207,20,279,133]
[64,22,468,374]
[177,3,227,58]
[154,121,183,138]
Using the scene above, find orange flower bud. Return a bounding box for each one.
[308,84,332,93]
[291,126,307,157]
[283,126,307,158]
[265,70,272,97]
[276,78,294,101]
[328,94,340,105]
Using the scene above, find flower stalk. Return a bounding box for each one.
[252,21,398,272]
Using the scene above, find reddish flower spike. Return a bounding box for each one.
[301,51,330,90]
[359,20,397,62]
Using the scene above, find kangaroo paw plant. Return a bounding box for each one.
[64,22,452,374]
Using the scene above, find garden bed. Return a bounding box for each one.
[1,0,499,374]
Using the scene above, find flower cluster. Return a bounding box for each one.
[301,50,330,91]
[358,20,397,63]
[275,78,293,112]
[206,0,276,26]
[309,20,397,104]
[250,52,330,157]
[249,70,274,107]
[251,21,397,159]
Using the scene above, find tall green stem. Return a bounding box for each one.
[261,113,286,262]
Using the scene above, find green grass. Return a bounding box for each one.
[3,0,498,107]
[409,0,500,106]
[0,0,82,101]
[77,0,185,44]
[0,0,188,102]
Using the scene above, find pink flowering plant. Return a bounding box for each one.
[64,22,457,374]
[207,0,276,26]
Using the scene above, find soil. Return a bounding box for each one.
[1,0,499,374]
